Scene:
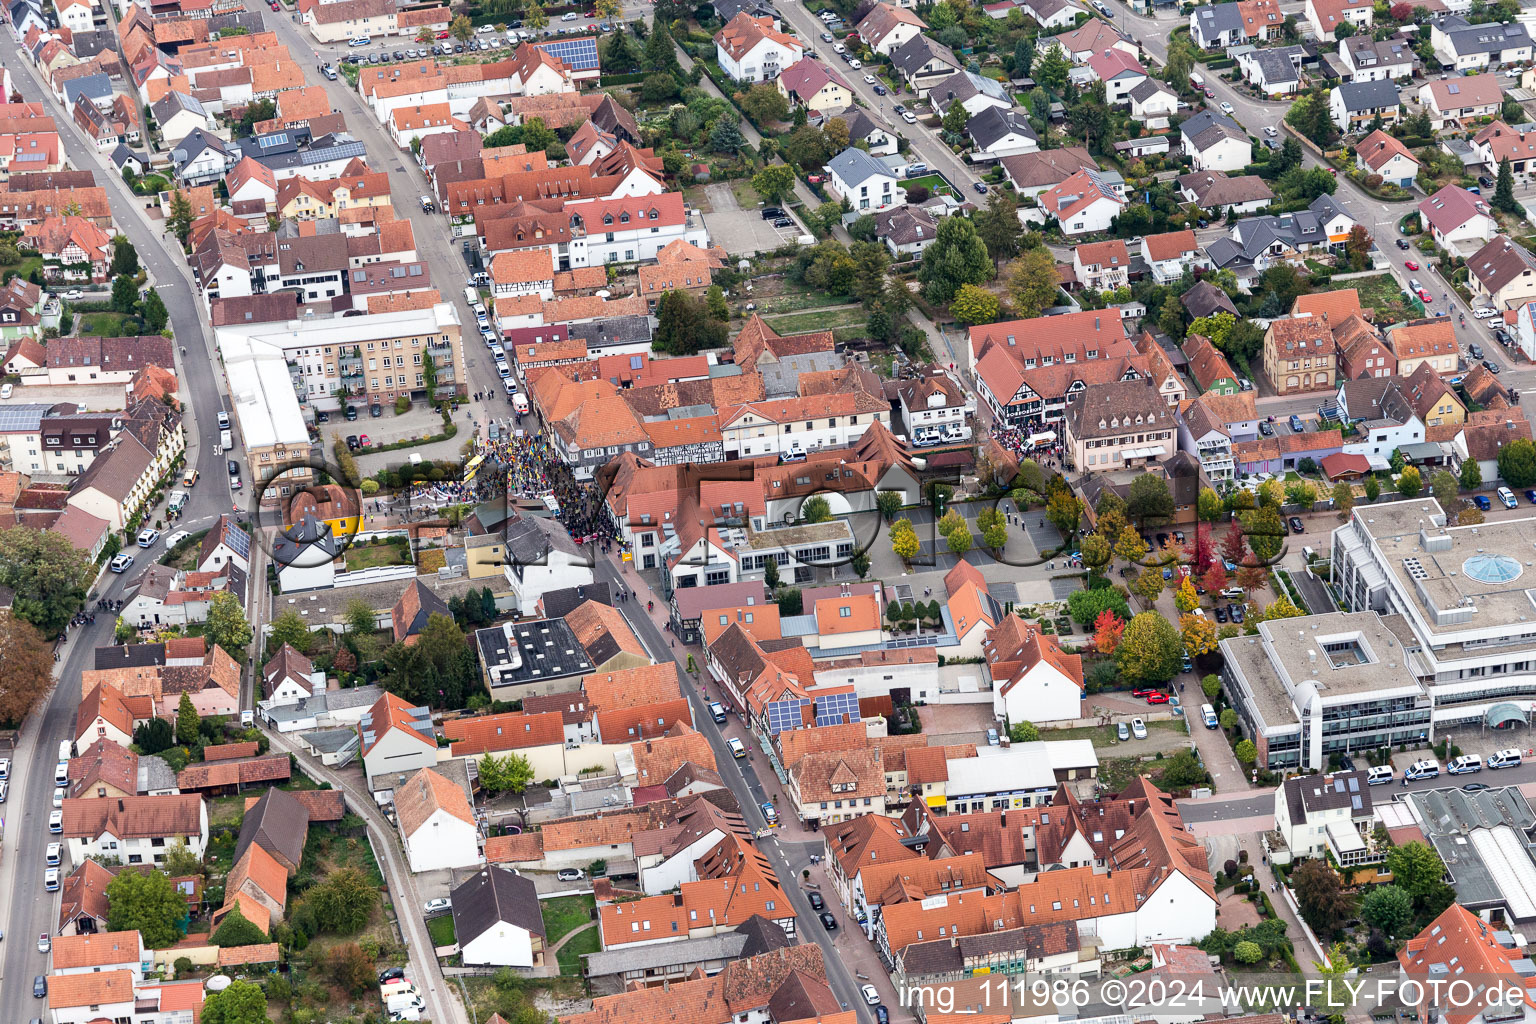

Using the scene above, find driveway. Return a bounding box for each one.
[700,183,800,256]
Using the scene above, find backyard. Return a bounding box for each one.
[1349,273,1418,321]
[764,305,867,333]
[343,538,413,572]
[78,311,143,336]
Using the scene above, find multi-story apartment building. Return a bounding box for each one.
[215,303,465,412]
[1263,315,1337,395]
[1223,498,1536,771]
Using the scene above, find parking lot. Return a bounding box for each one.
[699,183,802,256]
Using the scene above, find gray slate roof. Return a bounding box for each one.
[1334,78,1400,112]
[889,33,960,78]
[967,105,1039,151]
[827,146,895,187]
[1190,2,1243,39]
[1180,110,1247,152]
[1435,15,1533,56]
[450,866,547,945]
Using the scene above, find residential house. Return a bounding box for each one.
[834,107,897,155]
[1019,0,1083,30]
[1073,239,1131,291]
[1306,0,1373,41]
[1038,168,1125,236]
[1184,332,1240,394]
[61,793,209,866]
[1178,169,1275,215]
[1418,74,1503,131]
[1239,46,1304,98]
[1329,79,1401,132]
[358,691,437,788]
[855,3,926,55]
[261,644,320,706]
[1335,376,1427,456]
[1471,121,1536,174]
[1333,314,1397,381]
[1128,78,1181,126]
[452,866,547,967]
[786,746,885,827]
[967,105,1042,160]
[1180,110,1251,172]
[826,146,904,212]
[896,368,968,442]
[1340,37,1414,82]
[1052,19,1138,62]
[1085,49,1149,105]
[1387,317,1460,376]
[1357,129,1420,187]
[989,616,1086,727]
[1176,390,1259,481]
[1467,235,1536,310]
[970,310,1145,427]
[1063,376,1176,472]
[21,213,111,282]
[1000,146,1099,199]
[1140,230,1202,285]
[1399,903,1536,1024]
[888,34,961,98]
[1430,16,1532,71]
[1418,183,1496,251]
[776,58,852,115]
[1189,3,1245,48]
[714,13,803,83]
[396,766,482,872]
[1264,316,1337,395]
[1135,330,1190,407]
[874,204,938,258]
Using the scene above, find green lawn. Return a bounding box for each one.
[343,542,411,571]
[556,925,599,975]
[764,305,867,332]
[1045,717,1188,747]
[540,894,595,946]
[1349,272,1415,320]
[903,174,953,196]
[427,913,456,947]
[78,311,141,336]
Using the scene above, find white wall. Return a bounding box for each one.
[404,810,482,872]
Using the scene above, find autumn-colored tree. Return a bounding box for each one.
[1260,595,1306,621]
[1114,526,1149,567]
[1092,609,1124,655]
[1200,562,1229,596]
[1180,612,1217,658]
[328,943,374,996]
[1174,577,1199,614]
[1080,533,1110,573]
[1192,523,1215,574]
[0,611,52,725]
[1236,563,1268,593]
[1130,568,1165,606]
[890,519,919,564]
[1046,490,1084,537]
[1115,611,1185,685]
[1219,524,1248,566]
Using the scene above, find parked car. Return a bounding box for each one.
[379,968,407,985]
[1131,718,1147,740]
[136,528,159,548]
[1475,494,1493,511]
[1146,693,1170,705]
[1214,605,1228,623]
[424,898,451,914]
[1117,721,1129,740]
[873,84,886,95]
[556,868,585,881]
[1289,414,1304,432]
[1484,359,1503,374]
[819,912,838,930]
[862,986,881,1006]
[807,892,825,911]
[1230,604,1246,624]
[109,553,134,573]
[1288,516,1305,533]
[1259,421,1274,436]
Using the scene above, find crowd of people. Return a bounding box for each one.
[991,424,1064,469]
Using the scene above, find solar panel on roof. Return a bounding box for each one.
[534,36,599,71]
[225,522,251,558]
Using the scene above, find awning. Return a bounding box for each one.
[1486,703,1530,728]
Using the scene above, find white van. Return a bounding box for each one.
[1220,586,1245,599]
[1366,765,1394,785]
[58,740,72,762]
[464,284,478,306]
[54,760,69,786]
[1200,704,1218,729]
[1488,748,1524,769]
[1448,754,1483,775]
[1405,759,1440,780]
[1499,486,1518,509]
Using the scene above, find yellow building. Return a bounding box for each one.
[465,532,507,579]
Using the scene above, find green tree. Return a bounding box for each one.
[1459,457,1482,491]
[1066,586,1131,626]
[919,216,992,304]
[109,237,139,277]
[1361,884,1414,936]
[307,867,378,934]
[763,556,781,592]
[1181,610,1217,657]
[1196,487,1224,525]
[1189,312,1237,351]
[205,591,253,655]
[234,98,275,138]
[524,0,547,28]
[345,597,377,637]
[1233,940,1263,964]
[167,190,194,245]
[142,287,168,333]
[1386,841,1448,901]
[1009,720,1041,742]
[1034,46,1070,90]
[750,164,796,205]
[520,116,557,153]
[974,190,1022,268]
[0,525,93,637]
[175,692,199,746]
[739,82,788,125]
[640,72,680,103]
[1046,490,1084,536]
[1158,293,1186,340]
[1294,859,1355,935]
[1219,707,1239,730]
[1115,525,1150,566]
[450,13,474,40]
[705,284,729,322]
[1202,673,1222,700]
[1234,737,1257,763]
[644,18,679,74]
[941,101,969,135]
[1116,612,1184,685]
[211,906,267,946]
[709,114,747,154]
[1499,438,1536,488]
[134,716,174,754]
[1331,481,1355,518]
[801,496,832,523]
[106,868,187,947]
[849,241,890,307]
[1127,473,1175,531]
[1397,464,1423,499]
[654,290,727,355]
[950,283,1000,325]
[1241,506,1285,563]
[1008,246,1059,319]
[946,524,973,556]
[111,273,137,314]
[1495,156,1521,215]
[202,980,269,1024]
[266,608,314,658]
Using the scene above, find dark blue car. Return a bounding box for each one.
[1475,495,1492,511]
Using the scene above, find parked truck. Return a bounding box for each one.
[1189,71,1205,89]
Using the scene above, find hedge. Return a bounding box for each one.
[600,73,646,86]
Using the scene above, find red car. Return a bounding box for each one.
[1417,288,1433,302]
[807,174,824,184]
[1204,88,1215,98]
[436,29,450,37]
[269,1,279,8]
[1145,693,1171,705]
[359,434,371,448]
[1405,261,1420,271]
[1131,688,1157,698]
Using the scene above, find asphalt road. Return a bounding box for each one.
[592,556,876,1023]
[0,19,245,1023]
